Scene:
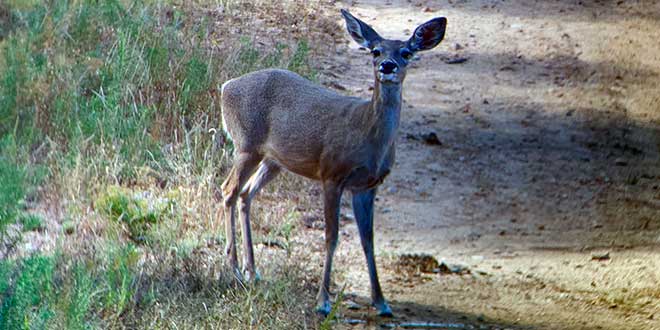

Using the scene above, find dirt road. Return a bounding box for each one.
[300,1,660,329]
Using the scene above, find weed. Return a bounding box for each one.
[62,220,75,235]
[96,186,176,243]
[18,213,43,232]
[0,255,55,330]
[288,40,316,80]
[0,138,25,232]
[64,263,95,330]
[102,244,139,318]
[319,286,346,330]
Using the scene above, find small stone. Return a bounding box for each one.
[510,23,523,31]
[406,133,420,141]
[422,132,442,145]
[614,158,628,166]
[445,56,469,64]
[591,251,610,261]
[341,212,355,222]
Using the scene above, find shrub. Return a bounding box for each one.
[18,213,43,232]
[96,187,175,243]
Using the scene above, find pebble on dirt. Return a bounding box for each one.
[591,251,610,261]
[445,56,469,64]
[422,132,443,145]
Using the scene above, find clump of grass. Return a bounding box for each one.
[0,156,24,231]
[18,213,44,232]
[0,255,55,330]
[61,220,75,235]
[102,244,140,318]
[96,186,176,243]
[63,262,95,330]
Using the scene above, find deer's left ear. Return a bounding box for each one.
[341,9,383,49]
[408,17,447,52]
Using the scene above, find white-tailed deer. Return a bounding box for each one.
[219,9,446,316]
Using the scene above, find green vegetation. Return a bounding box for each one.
[96,186,176,243]
[19,214,44,232]
[0,255,55,330]
[0,0,319,328]
[0,153,24,231]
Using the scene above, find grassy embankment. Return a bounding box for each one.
[0,1,321,328]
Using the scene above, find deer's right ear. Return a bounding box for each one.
[408,17,447,52]
[341,9,382,49]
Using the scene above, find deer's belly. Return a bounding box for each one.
[344,165,391,192]
[267,151,322,181]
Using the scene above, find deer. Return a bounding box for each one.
[219,9,447,317]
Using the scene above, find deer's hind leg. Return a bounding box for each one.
[238,159,281,282]
[316,182,343,316]
[221,152,262,279]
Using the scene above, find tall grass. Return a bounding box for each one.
[0,0,322,328]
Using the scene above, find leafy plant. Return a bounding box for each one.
[0,255,55,330]
[96,187,175,243]
[18,213,43,232]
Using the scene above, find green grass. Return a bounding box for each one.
[0,255,55,330]
[0,0,321,328]
[0,247,316,329]
[96,186,176,243]
[18,214,43,232]
[0,155,24,231]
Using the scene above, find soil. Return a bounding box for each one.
[295,1,660,329]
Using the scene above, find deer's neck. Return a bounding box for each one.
[368,80,402,147]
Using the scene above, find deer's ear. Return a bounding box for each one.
[341,9,382,49]
[408,17,447,52]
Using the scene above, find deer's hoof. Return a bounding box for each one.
[375,302,393,317]
[315,301,332,317]
[243,269,261,284]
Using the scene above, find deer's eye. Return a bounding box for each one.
[371,49,382,57]
[401,49,413,60]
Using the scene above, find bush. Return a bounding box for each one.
[96,187,176,243]
[18,213,43,232]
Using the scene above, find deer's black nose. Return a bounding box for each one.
[378,61,398,74]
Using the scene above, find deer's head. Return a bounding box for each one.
[341,9,447,85]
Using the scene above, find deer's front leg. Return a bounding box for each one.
[316,182,342,316]
[352,188,392,317]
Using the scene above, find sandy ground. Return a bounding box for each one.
[291,1,660,329]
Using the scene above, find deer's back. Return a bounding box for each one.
[220,69,369,179]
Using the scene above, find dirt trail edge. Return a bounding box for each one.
[303,1,660,329]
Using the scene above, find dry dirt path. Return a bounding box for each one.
[304,1,660,329]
